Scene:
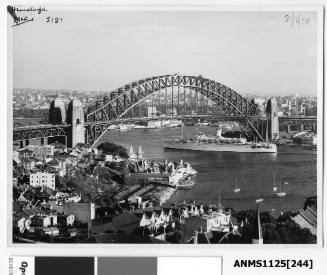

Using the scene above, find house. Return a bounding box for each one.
[17,193,29,203]
[153,208,173,225]
[133,208,160,229]
[13,211,31,233]
[65,194,82,203]
[31,212,58,228]
[23,206,44,217]
[19,148,34,158]
[182,207,232,241]
[177,202,200,218]
[26,145,55,157]
[30,172,56,190]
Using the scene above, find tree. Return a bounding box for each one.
[304,196,317,209]
[97,142,129,158]
[277,220,316,244]
[262,223,281,243]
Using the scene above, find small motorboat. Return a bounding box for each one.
[256,195,264,203]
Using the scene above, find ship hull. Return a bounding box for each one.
[164,141,277,153]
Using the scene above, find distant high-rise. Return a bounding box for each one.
[49,99,67,124]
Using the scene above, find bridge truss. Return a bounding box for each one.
[13,125,69,142]
[85,74,263,143]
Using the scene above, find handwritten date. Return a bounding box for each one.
[284,12,311,28]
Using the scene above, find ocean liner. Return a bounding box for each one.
[164,127,277,153]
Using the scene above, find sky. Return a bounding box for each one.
[11,10,318,95]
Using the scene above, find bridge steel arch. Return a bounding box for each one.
[85,74,263,143]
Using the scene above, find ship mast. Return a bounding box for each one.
[273,173,275,187]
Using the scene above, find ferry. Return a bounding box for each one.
[164,128,277,154]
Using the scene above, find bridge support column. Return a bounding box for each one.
[270,99,279,140]
[67,99,85,148]
[300,124,304,132]
[19,140,24,148]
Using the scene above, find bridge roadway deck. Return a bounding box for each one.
[13,115,317,132]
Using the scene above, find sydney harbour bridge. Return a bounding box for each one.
[13,74,317,148]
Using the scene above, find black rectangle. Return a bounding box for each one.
[35,257,94,275]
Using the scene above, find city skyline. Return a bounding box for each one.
[11,10,318,95]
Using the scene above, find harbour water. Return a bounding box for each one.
[95,126,317,214]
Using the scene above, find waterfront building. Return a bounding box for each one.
[125,172,170,186]
[30,172,56,190]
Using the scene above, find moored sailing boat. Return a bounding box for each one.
[272,174,277,192]
[276,183,286,197]
[234,176,240,193]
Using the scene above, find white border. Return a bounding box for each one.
[1,1,325,275]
